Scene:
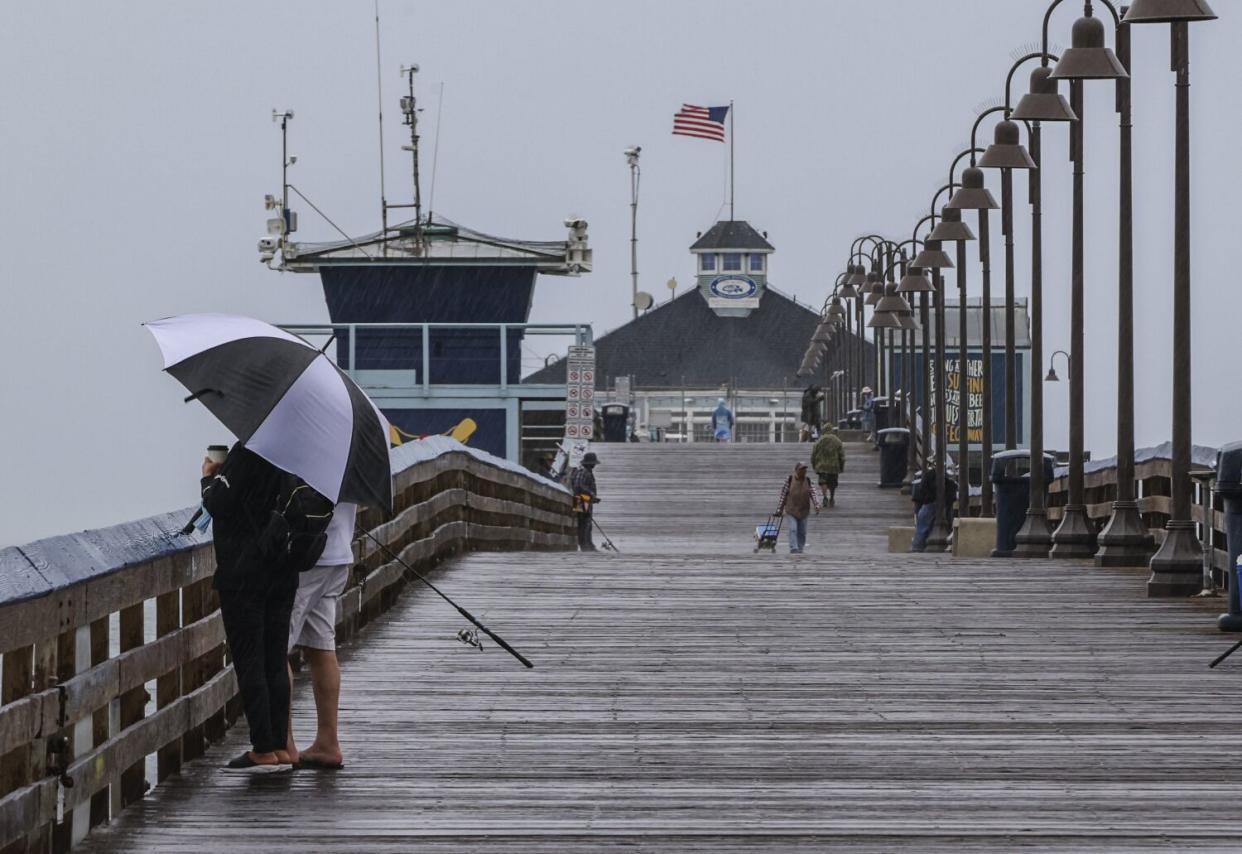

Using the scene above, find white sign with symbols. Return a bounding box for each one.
[564,345,596,462]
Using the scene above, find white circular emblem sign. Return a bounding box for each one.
[709,276,758,299]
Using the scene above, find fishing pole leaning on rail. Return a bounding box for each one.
[360,529,534,669]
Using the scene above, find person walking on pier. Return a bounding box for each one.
[811,427,846,508]
[712,398,735,442]
[861,387,877,443]
[200,445,296,773]
[285,501,356,770]
[570,452,601,551]
[776,462,821,554]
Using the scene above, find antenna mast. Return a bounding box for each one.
[399,64,423,253]
[373,0,388,251]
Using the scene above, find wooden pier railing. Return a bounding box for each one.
[0,438,574,853]
[1044,442,1225,580]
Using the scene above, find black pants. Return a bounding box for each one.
[576,510,595,551]
[218,580,297,754]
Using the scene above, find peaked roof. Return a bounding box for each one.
[689,220,774,252]
[524,287,866,389]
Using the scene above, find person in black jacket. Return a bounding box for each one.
[201,443,296,773]
[569,452,600,551]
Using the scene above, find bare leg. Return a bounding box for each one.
[284,662,299,765]
[299,648,343,764]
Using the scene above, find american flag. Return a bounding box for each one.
[672,104,730,142]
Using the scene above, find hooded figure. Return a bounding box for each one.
[712,398,735,442]
[810,426,846,507]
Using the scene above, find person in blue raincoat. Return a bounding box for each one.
[711,398,735,442]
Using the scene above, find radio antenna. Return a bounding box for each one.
[399,64,423,253]
[373,0,388,247]
[428,81,445,222]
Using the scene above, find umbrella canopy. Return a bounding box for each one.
[145,313,393,511]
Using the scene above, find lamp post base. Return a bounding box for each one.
[1147,520,1203,597]
[1095,501,1155,567]
[926,520,953,552]
[1012,509,1053,559]
[1050,505,1096,559]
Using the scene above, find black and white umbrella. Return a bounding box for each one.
[145,313,393,511]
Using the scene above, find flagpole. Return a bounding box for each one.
[729,100,735,220]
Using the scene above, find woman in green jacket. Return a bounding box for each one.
[810,427,846,507]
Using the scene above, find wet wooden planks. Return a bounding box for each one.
[79,442,1242,852]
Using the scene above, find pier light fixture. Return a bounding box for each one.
[898,266,934,294]
[927,207,976,243]
[978,121,1038,170]
[1011,66,1079,122]
[947,167,1000,211]
[911,240,953,271]
[1050,10,1129,80]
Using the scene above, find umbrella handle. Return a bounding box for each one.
[184,388,224,403]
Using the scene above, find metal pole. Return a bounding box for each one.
[920,291,932,469]
[1015,121,1053,557]
[1148,21,1203,594]
[729,101,735,221]
[928,269,953,551]
[1051,79,1095,558]
[1097,15,1153,566]
[1002,167,1018,450]
[957,240,970,510]
[629,153,640,320]
[978,206,995,517]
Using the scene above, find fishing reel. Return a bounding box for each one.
[456,628,484,651]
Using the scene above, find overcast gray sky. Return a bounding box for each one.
[2,1,1240,547]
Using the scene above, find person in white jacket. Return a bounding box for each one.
[285,502,357,769]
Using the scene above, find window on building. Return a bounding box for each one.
[736,420,771,443]
[722,253,742,272]
[748,254,765,272]
[700,253,717,273]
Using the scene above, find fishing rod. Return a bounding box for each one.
[1210,638,1242,669]
[591,515,618,552]
[360,529,534,669]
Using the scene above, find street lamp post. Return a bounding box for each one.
[1047,0,1129,559]
[1094,7,1157,566]
[1121,0,1218,596]
[1009,53,1079,558]
[912,237,955,550]
[930,204,976,509]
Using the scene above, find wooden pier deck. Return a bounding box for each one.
[80,442,1242,852]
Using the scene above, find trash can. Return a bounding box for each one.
[844,409,863,430]
[877,428,910,488]
[1215,440,1242,631]
[873,396,892,432]
[990,450,1056,557]
[601,404,630,442]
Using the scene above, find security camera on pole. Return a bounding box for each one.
[626,146,641,319]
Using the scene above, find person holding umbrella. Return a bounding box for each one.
[201,444,301,772]
[146,314,394,772]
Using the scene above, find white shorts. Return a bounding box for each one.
[288,564,349,652]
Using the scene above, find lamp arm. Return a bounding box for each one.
[969,106,1008,163]
[912,214,936,245]
[1004,51,1061,113]
[950,146,986,183]
[1041,0,1070,67]
[930,182,958,217]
